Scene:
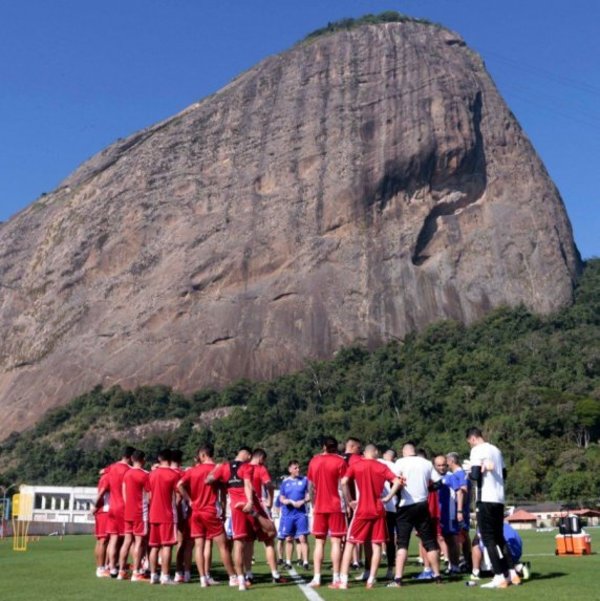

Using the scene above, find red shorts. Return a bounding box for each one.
[95,512,109,540]
[149,522,177,547]
[347,515,388,544]
[106,509,125,536]
[312,512,347,539]
[230,506,257,541]
[190,511,225,540]
[124,519,148,537]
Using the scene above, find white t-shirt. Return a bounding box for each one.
[394,456,440,507]
[469,442,505,504]
[378,459,397,512]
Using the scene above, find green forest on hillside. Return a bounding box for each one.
[1,259,599,504]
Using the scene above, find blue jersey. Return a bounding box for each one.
[279,476,309,516]
[450,468,471,526]
[503,523,523,563]
[439,474,457,534]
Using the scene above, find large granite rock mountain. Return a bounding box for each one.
[0,21,581,437]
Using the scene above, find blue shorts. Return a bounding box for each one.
[278,513,309,539]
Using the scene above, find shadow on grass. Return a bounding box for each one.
[531,571,567,580]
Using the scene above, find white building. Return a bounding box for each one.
[16,484,97,534]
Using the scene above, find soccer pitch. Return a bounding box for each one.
[1,530,598,601]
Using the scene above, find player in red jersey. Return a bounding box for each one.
[208,446,273,591]
[170,449,192,583]
[177,443,237,588]
[147,449,180,584]
[119,449,149,581]
[105,446,134,577]
[245,448,282,582]
[332,444,403,590]
[92,472,111,577]
[306,436,348,587]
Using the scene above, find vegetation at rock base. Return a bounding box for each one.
[301,11,439,44]
[1,259,599,505]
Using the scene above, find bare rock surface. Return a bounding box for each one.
[0,22,581,437]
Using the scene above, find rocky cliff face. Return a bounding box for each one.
[0,22,581,437]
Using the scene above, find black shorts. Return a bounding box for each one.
[395,501,439,552]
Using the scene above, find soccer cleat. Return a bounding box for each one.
[160,576,176,585]
[207,576,220,585]
[117,569,129,581]
[173,573,184,583]
[150,574,160,585]
[199,577,209,588]
[273,576,288,584]
[110,569,119,579]
[328,581,348,590]
[131,572,149,582]
[355,571,368,581]
[480,576,509,589]
[470,572,481,581]
[303,562,310,571]
[511,573,522,586]
[229,576,239,587]
[414,569,433,580]
[307,580,321,588]
[386,578,402,588]
[96,568,111,578]
[284,562,293,570]
[365,580,376,589]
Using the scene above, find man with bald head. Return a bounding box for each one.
[390,443,442,587]
[331,444,403,589]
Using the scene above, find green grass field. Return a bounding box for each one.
[0,529,598,601]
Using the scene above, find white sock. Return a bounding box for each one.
[340,574,349,585]
[272,570,280,579]
[333,572,340,583]
[313,573,321,584]
[472,568,480,576]
[367,576,375,584]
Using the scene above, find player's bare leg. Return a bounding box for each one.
[311,537,325,586]
[118,533,133,576]
[233,539,248,590]
[211,533,236,581]
[368,543,382,585]
[331,536,343,580]
[160,545,173,579]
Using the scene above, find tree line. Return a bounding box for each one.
[1,259,599,505]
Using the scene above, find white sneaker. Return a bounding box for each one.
[207,576,220,585]
[200,577,208,588]
[480,575,509,589]
[150,574,160,585]
[174,572,184,583]
[160,575,175,585]
[229,575,239,587]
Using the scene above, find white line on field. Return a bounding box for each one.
[287,568,325,601]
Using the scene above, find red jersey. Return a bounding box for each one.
[179,463,220,514]
[428,490,440,519]
[345,453,363,466]
[107,461,130,513]
[251,464,272,498]
[307,453,347,513]
[97,473,110,513]
[148,466,179,523]
[123,467,149,521]
[212,461,254,505]
[346,459,396,518]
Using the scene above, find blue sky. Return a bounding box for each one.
[1,0,598,258]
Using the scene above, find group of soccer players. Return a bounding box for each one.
[92,430,521,590]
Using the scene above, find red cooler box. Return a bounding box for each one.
[555,533,592,555]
